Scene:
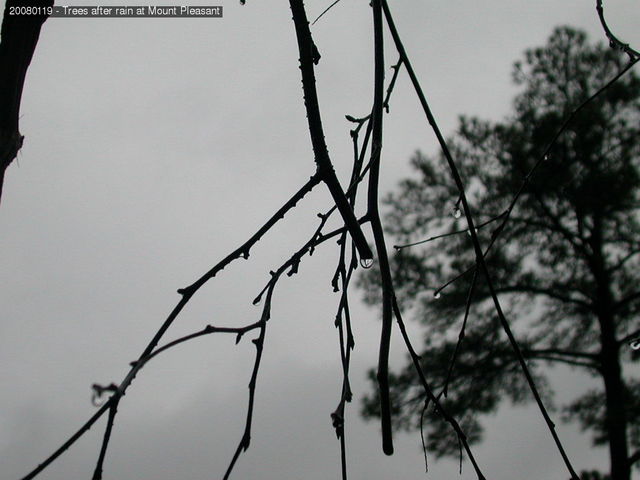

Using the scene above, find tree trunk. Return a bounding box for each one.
[600,320,630,480]
[591,216,630,480]
[0,0,52,203]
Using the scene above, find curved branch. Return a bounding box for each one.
[596,0,640,60]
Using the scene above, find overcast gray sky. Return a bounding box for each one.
[1,1,639,479]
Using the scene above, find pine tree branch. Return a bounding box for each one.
[618,328,640,347]
[607,248,640,274]
[524,348,599,360]
[524,355,600,370]
[529,192,591,257]
[507,215,582,247]
[495,285,592,309]
[615,292,640,313]
[521,348,600,371]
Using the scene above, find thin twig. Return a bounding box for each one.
[20,174,322,480]
[223,284,273,480]
[442,268,478,397]
[134,322,264,369]
[419,399,429,473]
[220,202,371,478]
[311,0,342,26]
[394,213,506,250]
[391,297,487,480]
[91,398,120,480]
[434,56,639,295]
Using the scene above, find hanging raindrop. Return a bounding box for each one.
[360,257,374,269]
[452,206,462,219]
[434,291,441,299]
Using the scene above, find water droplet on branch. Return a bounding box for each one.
[452,206,462,219]
[360,257,374,269]
[433,291,441,299]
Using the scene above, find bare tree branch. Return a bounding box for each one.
[394,213,507,251]
[596,0,640,60]
[367,0,395,456]
[380,2,580,477]
[19,171,324,479]
[91,399,120,480]
[288,0,373,264]
[311,0,342,25]
[442,268,479,398]
[391,297,487,480]
[222,283,272,480]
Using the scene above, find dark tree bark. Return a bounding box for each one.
[590,216,631,480]
[0,0,52,203]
